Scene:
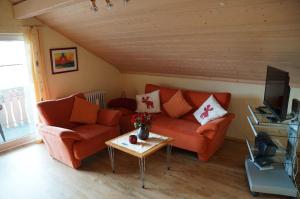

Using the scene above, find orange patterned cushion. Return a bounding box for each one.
[163,90,192,118]
[70,97,99,124]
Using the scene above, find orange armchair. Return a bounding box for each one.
[37,93,121,169]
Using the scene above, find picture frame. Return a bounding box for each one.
[50,47,78,74]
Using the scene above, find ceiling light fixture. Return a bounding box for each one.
[90,0,130,12]
[105,0,113,9]
[90,0,98,12]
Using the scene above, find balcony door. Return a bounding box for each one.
[0,34,37,151]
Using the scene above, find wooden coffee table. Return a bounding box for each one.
[105,131,173,188]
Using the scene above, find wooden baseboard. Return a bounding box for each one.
[0,134,37,153]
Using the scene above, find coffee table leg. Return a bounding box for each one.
[167,144,172,170]
[107,146,115,173]
[138,157,146,188]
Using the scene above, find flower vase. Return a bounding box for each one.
[137,126,149,140]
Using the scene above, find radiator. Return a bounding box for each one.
[84,90,105,108]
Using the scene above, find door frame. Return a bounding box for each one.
[0,133,37,152]
[0,33,38,152]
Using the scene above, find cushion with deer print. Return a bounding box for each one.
[136,90,161,113]
[193,95,227,125]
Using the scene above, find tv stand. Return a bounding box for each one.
[246,105,299,198]
[256,107,267,114]
[266,114,295,123]
[266,116,278,123]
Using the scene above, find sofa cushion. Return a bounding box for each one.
[182,91,231,122]
[73,124,118,160]
[145,84,231,109]
[194,95,228,125]
[183,90,231,110]
[145,84,177,104]
[145,84,231,122]
[70,97,99,124]
[150,115,207,153]
[37,93,85,129]
[136,90,161,113]
[163,90,192,118]
[97,109,122,126]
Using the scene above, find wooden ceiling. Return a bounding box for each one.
[19,0,300,84]
[10,0,24,5]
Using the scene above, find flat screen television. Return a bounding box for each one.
[263,66,290,121]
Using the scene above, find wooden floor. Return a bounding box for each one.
[0,140,288,199]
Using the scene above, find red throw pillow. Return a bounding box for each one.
[97,109,122,126]
[163,90,192,118]
[70,97,99,124]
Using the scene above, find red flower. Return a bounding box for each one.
[130,114,138,123]
[131,112,152,128]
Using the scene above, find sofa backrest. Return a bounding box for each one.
[145,84,231,122]
[37,93,85,129]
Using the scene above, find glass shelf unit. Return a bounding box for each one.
[245,105,299,197]
[248,105,299,138]
[248,105,299,128]
[245,137,287,165]
[247,116,299,138]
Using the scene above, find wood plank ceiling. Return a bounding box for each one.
[10,0,24,5]
[33,0,300,84]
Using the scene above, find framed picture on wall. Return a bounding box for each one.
[50,47,78,74]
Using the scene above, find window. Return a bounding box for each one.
[0,39,28,90]
[0,34,37,145]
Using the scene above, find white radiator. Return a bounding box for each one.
[84,90,105,108]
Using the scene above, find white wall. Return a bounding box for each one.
[121,73,300,140]
[0,0,122,102]
[39,27,121,101]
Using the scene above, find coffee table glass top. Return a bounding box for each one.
[105,130,173,158]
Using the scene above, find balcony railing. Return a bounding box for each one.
[0,87,30,128]
[0,87,35,143]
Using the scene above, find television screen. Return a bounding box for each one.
[263,66,290,121]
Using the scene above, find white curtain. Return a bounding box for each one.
[23,26,50,102]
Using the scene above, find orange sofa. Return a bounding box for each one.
[119,84,235,161]
[37,93,121,168]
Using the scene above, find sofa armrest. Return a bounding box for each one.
[196,113,235,139]
[38,124,82,140]
[97,109,122,127]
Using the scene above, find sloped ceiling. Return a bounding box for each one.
[26,0,300,84]
[10,0,23,4]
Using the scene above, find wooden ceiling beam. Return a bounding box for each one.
[13,0,85,19]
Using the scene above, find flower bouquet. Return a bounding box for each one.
[131,113,151,140]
